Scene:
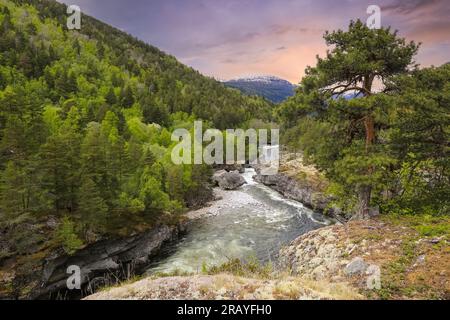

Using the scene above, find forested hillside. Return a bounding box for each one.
[0,0,272,255]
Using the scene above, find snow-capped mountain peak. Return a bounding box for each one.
[228,75,291,85]
[223,75,296,103]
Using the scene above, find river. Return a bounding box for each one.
[146,169,331,274]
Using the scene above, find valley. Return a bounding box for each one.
[0,0,448,302]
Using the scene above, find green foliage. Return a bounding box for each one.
[55,216,84,255]
[277,20,448,218]
[0,161,25,219]
[0,0,272,251]
[385,214,450,238]
[77,177,108,234]
[206,257,274,279]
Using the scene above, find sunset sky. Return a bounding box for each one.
[60,0,450,83]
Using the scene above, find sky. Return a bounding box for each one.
[59,0,450,83]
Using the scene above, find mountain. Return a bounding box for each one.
[224,76,296,103]
[0,0,272,130]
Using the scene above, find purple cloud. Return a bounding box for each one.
[58,0,450,83]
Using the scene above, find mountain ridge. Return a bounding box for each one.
[224,75,296,103]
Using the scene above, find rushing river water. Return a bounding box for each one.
[146,169,331,274]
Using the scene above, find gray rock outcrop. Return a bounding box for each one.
[31,224,185,299]
[344,257,368,276]
[253,172,338,216]
[212,170,246,190]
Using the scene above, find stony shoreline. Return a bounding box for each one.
[0,188,219,300]
[12,181,251,299]
[85,217,449,300]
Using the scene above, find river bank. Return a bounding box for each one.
[0,221,189,299]
[0,187,217,300]
[0,165,328,299]
[145,168,329,275]
[87,215,449,300]
[86,158,449,300]
[253,152,346,220]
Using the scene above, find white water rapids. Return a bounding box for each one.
[146,169,331,274]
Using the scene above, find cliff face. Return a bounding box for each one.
[35,224,187,299]
[252,153,344,219]
[0,223,187,300]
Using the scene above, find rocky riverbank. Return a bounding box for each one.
[85,161,449,300]
[0,190,218,300]
[36,223,188,299]
[280,217,449,299]
[87,216,449,300]
[254,172,334,215]
[0,221,188,300]
[85,273,361,300]
[253,153,344,219]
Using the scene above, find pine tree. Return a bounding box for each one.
[0,161,25,220]
[386,64,450,215]
[55,216,84,255]
[279,20,419,219]
[105,87,117,105]
[39,128,81,215]
[77,177,108,234]
[121,86,134,108]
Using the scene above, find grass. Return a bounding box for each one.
[97,274,145,293]
[364,214,450,300]
[206,256,274,279]
[384,214,450,239]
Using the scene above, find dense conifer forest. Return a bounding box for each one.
[0,0,272,253]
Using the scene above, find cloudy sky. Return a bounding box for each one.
[59,0,450,83]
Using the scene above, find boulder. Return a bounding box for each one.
[223,164,245,174]
[212,170,246,190]
[344,257,368,276]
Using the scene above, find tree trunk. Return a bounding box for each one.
[354,77,375,220]
[364,115,375,151]
[355,185,372,220]
[354,116,376,220]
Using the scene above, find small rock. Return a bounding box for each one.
[46,216,58,229]
[344,257,368,276]
[309,257,323,267]
[414,254,426,266]
[429,237,443,244]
